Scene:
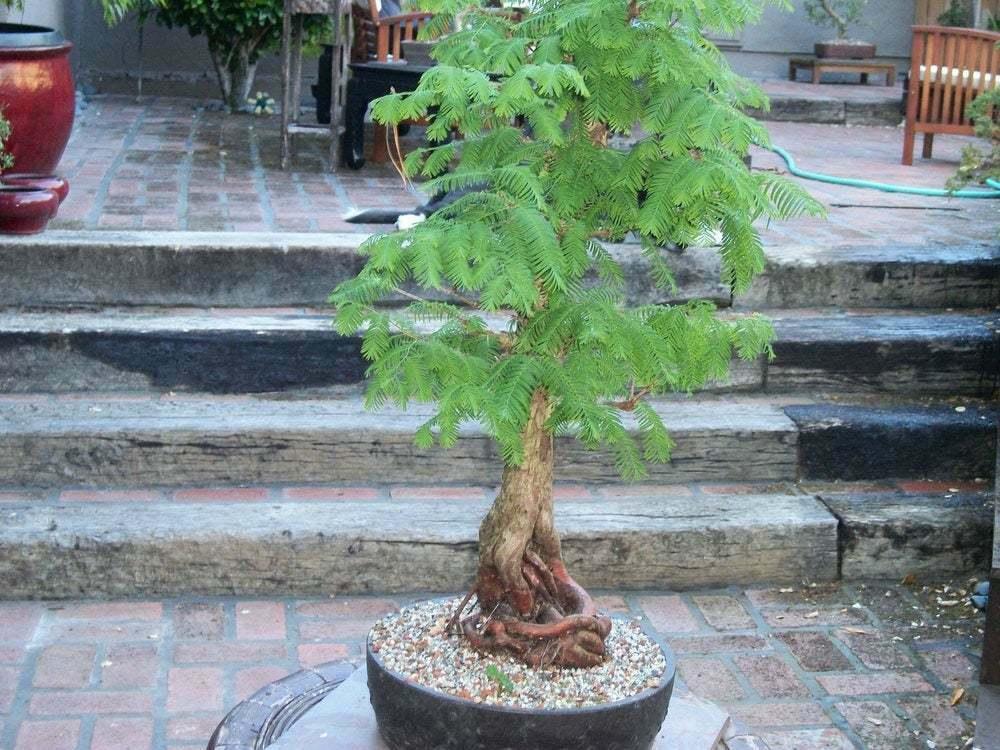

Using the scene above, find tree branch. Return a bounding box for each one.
[818,0,849,38]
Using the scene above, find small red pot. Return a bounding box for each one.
[1,173,69,203]
[0,185,59,234]
[0,24,75,174]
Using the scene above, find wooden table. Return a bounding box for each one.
[789,57,897,86]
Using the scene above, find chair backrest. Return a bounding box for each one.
[347,0,430,62]
[909,25,1000,127]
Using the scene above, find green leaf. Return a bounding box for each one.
[485,664,516,693]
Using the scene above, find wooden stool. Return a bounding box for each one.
[280,0,352,170]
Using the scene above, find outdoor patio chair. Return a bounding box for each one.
[348,1,434,164]
[353,0,435,63]
[902,25,1000,165]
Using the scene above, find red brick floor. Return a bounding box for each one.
[0,579,984,750]
[46,94,999,248]
[52,97,424,235]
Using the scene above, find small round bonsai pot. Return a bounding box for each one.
[0,24,75,174]
[0,186,59,234]
[1,174,69,203]
[366,635,676,750]
[815,41,877,60]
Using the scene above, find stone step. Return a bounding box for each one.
[749,89,904,127]
[0,394,995,490]
[1,231,995,310]
[0,395,799,488]
[0,308,995,397]
[819,490,995,580]
[787,403,997,482]
[0,493,839,598]
[2,485,992,598]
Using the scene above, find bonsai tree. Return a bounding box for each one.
[331,0,821,668]
[804,0,867,40]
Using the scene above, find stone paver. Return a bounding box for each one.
[47,94,997,249]
[0,578,985,750]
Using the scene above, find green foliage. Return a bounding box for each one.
[937,0,973,27]
[485,664,516,692]
[948,82,1000,191]
[330,0,822,480]
[0,0,148,23]
[96,0,326,111]
[0,111,13,173]
[804,0,867,39]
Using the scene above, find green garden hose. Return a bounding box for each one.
[768,144,1000,199]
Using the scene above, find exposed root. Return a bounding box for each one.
[460,554,612,669]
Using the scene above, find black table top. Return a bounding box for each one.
[348,61,434,74]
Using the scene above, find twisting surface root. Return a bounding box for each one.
[457,553,612,669]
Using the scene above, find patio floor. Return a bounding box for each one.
[49,94,998,247]
[0,578,986,750]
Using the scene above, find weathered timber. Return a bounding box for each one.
[820,492,995,579]
[1,309,994,396]
[2,232,996,310]
[0,232,728,309]
[787,404,998,481]
[739,243,1000,311]
[768,312,999,397]
[0,494,837,598]
[0,396,798,488]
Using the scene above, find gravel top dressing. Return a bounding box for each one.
[369,597,667,710]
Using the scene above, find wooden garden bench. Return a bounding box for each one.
[902,25,1000,165]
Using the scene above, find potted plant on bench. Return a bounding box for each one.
[331,0,821,746]
[805,0,876,59]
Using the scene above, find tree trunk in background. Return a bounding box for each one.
[210,45,258,114]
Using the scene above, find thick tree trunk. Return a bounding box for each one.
[210,46,258,114]
[459,390,612,668]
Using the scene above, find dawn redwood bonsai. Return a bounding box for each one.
[331,0,821,669]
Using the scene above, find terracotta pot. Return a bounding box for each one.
[1,173,69,203]
[815,41,877,60]
[0,24,75,174]
[0,185,59,234]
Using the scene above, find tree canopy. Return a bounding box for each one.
[330,0,823,479]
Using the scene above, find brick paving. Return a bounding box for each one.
[0,580,986,750]
[47,93,998,247]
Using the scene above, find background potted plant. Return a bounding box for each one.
[0,110,61,234]
[0,2,76,174]
[805,0,876,59]
[937,0,974,27]
[330,0,822,746]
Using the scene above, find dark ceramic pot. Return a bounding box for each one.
[367,633,676,750]
[1,174,69,203]
[0,185,59,234]
[815,41,877,60]
[0,24,75,174]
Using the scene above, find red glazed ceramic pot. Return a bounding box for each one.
[0,185,58,234]
[0,24,75,174]
[1,173,69,203]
